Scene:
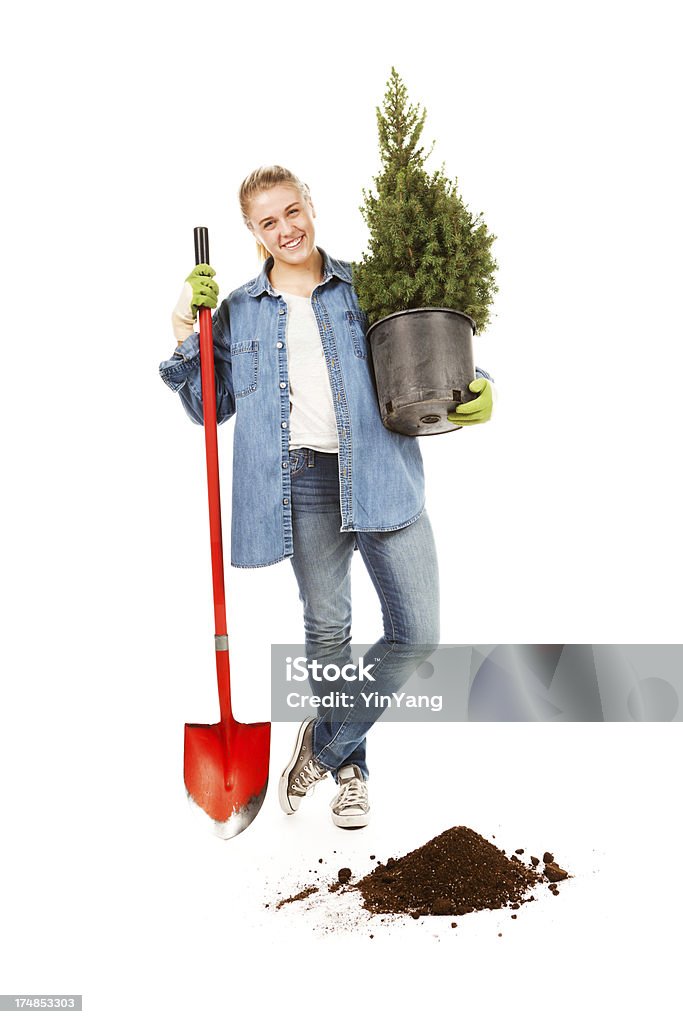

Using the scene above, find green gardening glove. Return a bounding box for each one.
[186,264,219,316]
[447,377,493,425]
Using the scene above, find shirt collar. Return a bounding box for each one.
[244,246,352,297]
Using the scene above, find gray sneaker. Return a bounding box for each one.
[278,717,329,814]
[330,764,370,829]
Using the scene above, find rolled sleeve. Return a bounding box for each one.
[474,365,495,383]
[158,298,235,425]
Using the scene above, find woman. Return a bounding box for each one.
[159,166,494,830]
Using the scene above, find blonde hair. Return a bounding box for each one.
[239,165,312,264]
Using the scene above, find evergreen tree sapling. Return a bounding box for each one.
[352,68,498,330]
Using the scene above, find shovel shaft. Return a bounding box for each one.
[198,305,227,636]
[195,227,233,725]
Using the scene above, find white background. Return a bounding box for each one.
[0,1,681,1021]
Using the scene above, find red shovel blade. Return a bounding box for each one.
[184,718,271,839]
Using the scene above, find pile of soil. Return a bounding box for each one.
[357,826,548,917]
[272,826,571,927]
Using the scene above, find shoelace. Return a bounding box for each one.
[292,758,327,795]
[333,778,368,811]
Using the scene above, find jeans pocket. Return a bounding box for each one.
[230,339,259,397]
[289,450,306,477]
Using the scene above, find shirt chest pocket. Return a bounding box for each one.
[344,310,370,359]
[230,339,259,397]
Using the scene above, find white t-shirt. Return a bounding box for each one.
[280,292,339,453]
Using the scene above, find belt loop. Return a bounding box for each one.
[307,448,315,467]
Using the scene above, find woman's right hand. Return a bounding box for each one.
[172,265,220,344]
[186,264,220,315]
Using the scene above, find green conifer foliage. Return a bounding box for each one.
[352,68,499,331]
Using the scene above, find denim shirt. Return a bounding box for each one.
[159,248,493,568]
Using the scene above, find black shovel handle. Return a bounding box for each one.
[194,226,210,266]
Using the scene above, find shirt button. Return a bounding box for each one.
[281,421,288,429]
[276,341,283,348]
[282,461,289,469]
[283,497,289,505]
[279,381,287,389]
[279,309,286,315]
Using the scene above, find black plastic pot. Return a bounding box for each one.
[366,308,477,436]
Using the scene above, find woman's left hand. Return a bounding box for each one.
[447,378,493,425]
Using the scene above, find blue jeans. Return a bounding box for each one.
[289,448,440,781]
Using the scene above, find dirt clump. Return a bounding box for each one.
[544,862,569,882]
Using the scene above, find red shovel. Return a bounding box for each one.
[183,226,271,839]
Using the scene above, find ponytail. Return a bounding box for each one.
[255,240,270,264]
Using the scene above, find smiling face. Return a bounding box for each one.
[246,184,317,266]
